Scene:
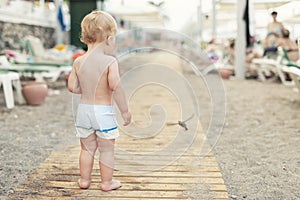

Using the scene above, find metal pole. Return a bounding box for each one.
[101,0,105,10]
[40,0,45,11]
[235,0,246,79]
[97,0,105,10]
[212,0,216,38]
[197,0,202,41]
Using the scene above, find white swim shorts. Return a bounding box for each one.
[75,104,119,139]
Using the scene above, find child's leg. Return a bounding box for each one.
[78,133,98,189]
[97,138,121,191]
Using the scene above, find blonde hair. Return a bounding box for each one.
[80,10,117,44]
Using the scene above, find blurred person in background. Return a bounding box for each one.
[277,29,299,62]
[267,11,284,38]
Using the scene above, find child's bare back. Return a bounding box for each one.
[74,47,119,105]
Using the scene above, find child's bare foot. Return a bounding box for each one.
[78,178,91,189]
[101,179,121,191]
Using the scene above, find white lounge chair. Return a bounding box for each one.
[0,71,23,109]
[252,47,294,86]
[278,47,300,93]
[0,55,68,82]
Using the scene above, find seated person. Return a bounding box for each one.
[262,32,280,57]
[205,38,219,62]
[242,35,278,64]
[277,29,299,62]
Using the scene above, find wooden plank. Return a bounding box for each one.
[43,181,228,192]
[37,189,228,199]
[22,196,187,200]
[38,162,220,168]
[52,143,213,151]
[43,154,219,162]
[24,189,187,198]
[22,197,186,200]
[35,165,222,173]
[34,168,223,177]
[20,189,229,199]
[23,174,225,184]
[45,152,216,158]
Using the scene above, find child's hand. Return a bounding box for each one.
[122,111,131,126]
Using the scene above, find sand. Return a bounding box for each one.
[215,79,300,199]
[0,51,299,199]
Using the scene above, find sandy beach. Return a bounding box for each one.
[214,79,300,199]
[0,51,299,199]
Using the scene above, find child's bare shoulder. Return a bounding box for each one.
[104,55,118,66]
[73,56,83,69]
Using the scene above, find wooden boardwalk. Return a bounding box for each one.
[11,135,228,199]
[10,52,228,199]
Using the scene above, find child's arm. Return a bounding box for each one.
[68,59,81,94]
[108,59,131,126]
